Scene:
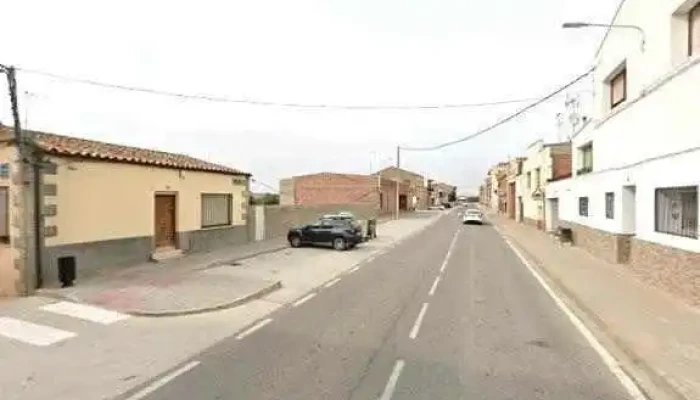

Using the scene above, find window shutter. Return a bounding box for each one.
[610,70,626,107]
[201,194,232,227]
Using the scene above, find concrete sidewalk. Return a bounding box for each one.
[38,238,288,316]
[35,211,443,317]
[490,212,700,400]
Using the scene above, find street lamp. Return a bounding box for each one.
[562,22,646,52]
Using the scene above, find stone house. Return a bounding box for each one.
[486,162,508,211]
[0,127,250,296]
[505,158,525,220]
[374,167,428,211]
[546,0,700,306]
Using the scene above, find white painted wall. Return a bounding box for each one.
[548,0,700,253]
[592,0,700,171]
[547,148,700,252]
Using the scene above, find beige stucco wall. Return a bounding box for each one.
[46,156,248,247]
[0,142,19,297]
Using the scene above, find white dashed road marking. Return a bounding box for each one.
[379,360,405,400]
[292,293,317,307]
[409,303,429,340]
[0,317,76,346]
[348,265,360,274]
[236,318,273,340]
[324,278,341,288]
[125,361,200,400]
[428,276,441,296]
[41,301,130,325]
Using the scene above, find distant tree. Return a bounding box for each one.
[448,188,457,202]
[250,192,280,205]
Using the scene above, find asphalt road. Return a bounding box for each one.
[127,211,633,400]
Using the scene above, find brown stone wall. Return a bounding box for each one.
[628,238,700,307]
[569,223,632,264]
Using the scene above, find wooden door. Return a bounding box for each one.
[154,194,177,248]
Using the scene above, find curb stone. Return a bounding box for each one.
[38,280,283,318]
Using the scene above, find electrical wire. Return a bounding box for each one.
[400,68,595,151]
[14,66,540,110]
[251,178,278,193]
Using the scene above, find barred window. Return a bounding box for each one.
[605,192,615,219]
[655,187,698,238]
[201,193,232,228]
[579,197,589,217]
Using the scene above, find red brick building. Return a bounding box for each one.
[280,172,407,215]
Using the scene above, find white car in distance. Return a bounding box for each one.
[462,209,484,225]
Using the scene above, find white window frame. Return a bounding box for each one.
[655,186,698,239]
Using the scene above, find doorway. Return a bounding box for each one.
[546,198,559,232]
[154,194,177,249]
[399,194,408,211]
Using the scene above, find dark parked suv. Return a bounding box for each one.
[288,218,363,250]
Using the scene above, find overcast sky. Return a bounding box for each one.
[0,0,617,194]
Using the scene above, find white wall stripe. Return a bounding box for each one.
[0,317,76,346]
[41,301,130,325]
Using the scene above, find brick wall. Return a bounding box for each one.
[628,238,700,307]
[292,173,380,207]
[569,222,632,264]
[551,154,572,180]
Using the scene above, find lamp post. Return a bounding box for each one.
[562,22,646,52]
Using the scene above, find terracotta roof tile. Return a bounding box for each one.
[0,126,249,176]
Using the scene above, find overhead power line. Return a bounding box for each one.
[15,66,539,110]
[400,68,595,151]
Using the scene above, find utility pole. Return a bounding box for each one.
[2,65,40,293]
[395,146,400,220]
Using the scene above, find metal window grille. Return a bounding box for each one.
[579,197,589,217]
[201,193,232,228]
[655,186,698,238]
[605,192,615,219]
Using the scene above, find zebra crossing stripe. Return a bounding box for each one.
[0,317,76,346]
[40,301,130,325]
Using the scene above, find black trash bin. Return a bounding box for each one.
[367,219,377,240]
[57,256,76,287]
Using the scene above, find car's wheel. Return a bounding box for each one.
[333,237,347,251]
[289,236,302,248]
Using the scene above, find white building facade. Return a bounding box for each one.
[546,0,700,306]
[518,140,572,229]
